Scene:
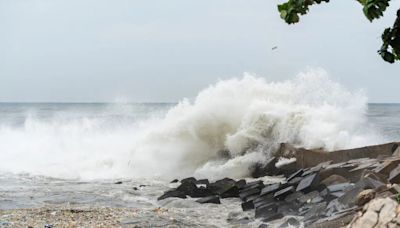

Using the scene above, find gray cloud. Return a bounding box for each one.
[1,0,399,102]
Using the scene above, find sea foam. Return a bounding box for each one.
[129,69,383,179]
[0,69,385,180]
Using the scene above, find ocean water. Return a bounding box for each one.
[0,71,399,226]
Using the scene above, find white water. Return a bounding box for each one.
[0,69,385,180]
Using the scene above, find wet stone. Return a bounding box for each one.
[278,217,301,228]
[303,202,327,221]
[239,187,261,200]
[321,174,349,186]
[288,177,302,185]
[196,195,221,204]
[331,191,346,198]
[327,183,353,193]
[287,169,303,182]
[253,195,276,209]
[244,180,264,190]
[260,183,280,196]
[246,194,261,203]
[273,186,294,200]
[235,179,247,189]
[255,203,278,219]
[262,213,284,223]
[208,178,237,196]
[181,177,197,184]
[158,189,187,200]
[195,179,209,185]
[285,191,304,203]
[277,160,297,177]
[252,158,278,178]
[219,186,239,198]
[296,173,319,193]
[241,201,255,211]
[298,191,320,204]
[375,159,400,176]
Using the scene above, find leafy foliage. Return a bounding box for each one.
[277,0,330,24]
[277,0,400,63]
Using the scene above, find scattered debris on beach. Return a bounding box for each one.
[158,142,400,227]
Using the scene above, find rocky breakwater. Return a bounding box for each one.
[158,142,400,227]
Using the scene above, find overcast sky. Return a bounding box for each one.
[1,0,400,103]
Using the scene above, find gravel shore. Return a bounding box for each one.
[0,206,187,228]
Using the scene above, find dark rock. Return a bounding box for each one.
[273,186,294,200]
[255,203,278,218]
[278,217,301,228]
[277,160,297,177]
[181,177,197,184]
[320,188,329,198]
[208,178,239,198]
[193,186,213,198]
[241,200,255,211]
[288,177,303,185]
[133,187,138,191]
[287,169,304,182]
[170,179,179,183]
[195,179,209,185]
[321,174,349,186]
[261,213,284,223]
[375,158,400,177]
[246,194,261,203]
[158,189,187,200]
[284,192,304,203]
[327,183,353,193]
[227,212,251,225]
[235,179,247,189]
[303,202,327,223]
[277,202,301,216]
[252,157,278,178]
[331,191,346,198]
[362,176,385,189]
[337,182,367,207]
[260,183,280,196]
[139,185,147,187]
[296,173,319,193]
[176,181,197,195]
[114,181,123,184]
[239,187,261,201]
[196,195,221,204]
[175,181,212,198]
[243,180,264,190]
[253,194,276,208]
[220,186,239,198]
[389,164,400,183]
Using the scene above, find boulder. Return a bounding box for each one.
[208,178,238,198]
[241,201,255,211]
[251,157,278,178]
[181,177,197,184]
[321,174,349,186]
[389,164,400,183]
[158,189,187,200]
[273,186,294,200]
[255,203,278,219]
[356,189,376,206]
[196,195,221,204]
[296,173,320,193]
[348,197,400,228]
